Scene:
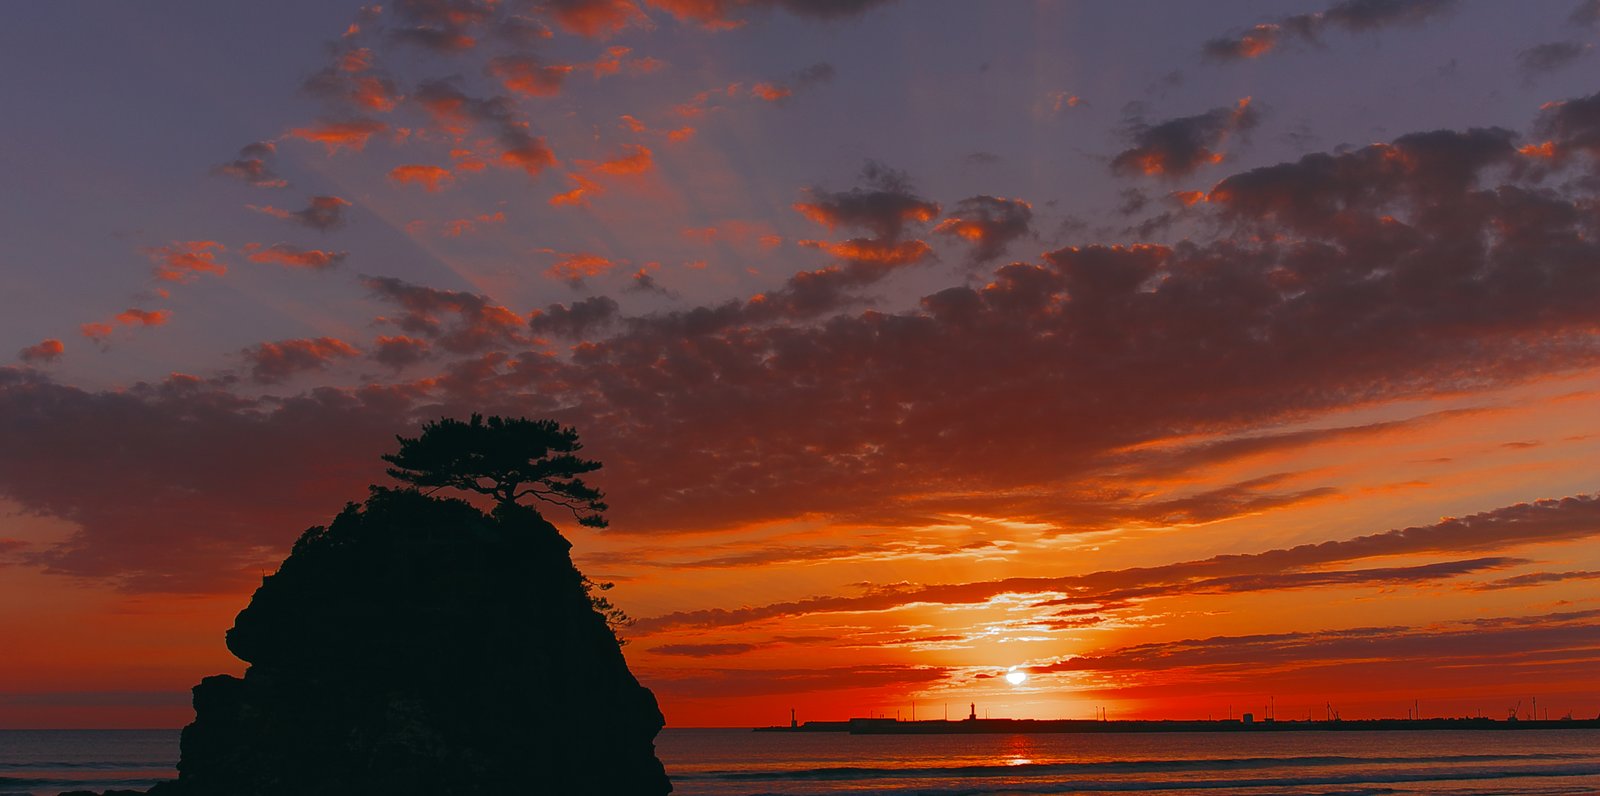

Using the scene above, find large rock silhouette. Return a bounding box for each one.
[159,487,670,795]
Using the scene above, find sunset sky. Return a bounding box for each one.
[4,0,1600,729]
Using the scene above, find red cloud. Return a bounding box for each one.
[244,243,348,270]
[0,370,415,591]
[241,337,360,384]
[18,339,64,364]
[286,118,387,154]
[146,241,226,283]
[388,164,455,191]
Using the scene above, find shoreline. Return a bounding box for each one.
[755,717,1600,734]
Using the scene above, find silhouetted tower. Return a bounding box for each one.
[790,708,796,729]
[968,702,977,721]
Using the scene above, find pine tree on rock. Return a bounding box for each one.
[383,414,609,527]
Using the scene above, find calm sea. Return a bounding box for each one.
[3,728,1598,795]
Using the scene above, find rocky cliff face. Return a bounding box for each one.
[155,488,670,795]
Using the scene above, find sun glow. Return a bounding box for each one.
[1005,667,1028,686]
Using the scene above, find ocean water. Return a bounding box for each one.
[3,728,1599,795]
[656,729,1600,795]
[0,731,177,795]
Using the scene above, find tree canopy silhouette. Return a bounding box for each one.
[382,414,609,527]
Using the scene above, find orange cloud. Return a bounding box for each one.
[630,56,667,73]
[18,339,64,364]
[448,148,487,172]
[79,308,171,342]
[793,172,941,238]
[146,241,226,283]
[79,322,114,341]
[249,195,352,231]
[500,132,557,177]
[932,195,1033,262]
[592,46,631,77]
[443,212,507,237]
[386,1,486,52]
[1519,141,1558,158]
[488,55,574,97]
[213,142,284,188]
[1205,1,1457,63]
[646,0,894,29]
[1111,98,1257,178]
[545,252,618,285]
[667,126,696,143]
[647,0,749,29]
[798,239,932,266]
[682,219,785,251]
[244,243,348,270]
[388,164,455,191]
[350,77,400,112]
[550,173,600,206]
[1206,23,1281,60]
[549,0,643,36]
[751,82,791,102]
[590,144,654,175]
[114,309,170,327]
[338,47,373,73]
[362,275,528,353]
[286,118,387,154]
[546,145,651,208]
